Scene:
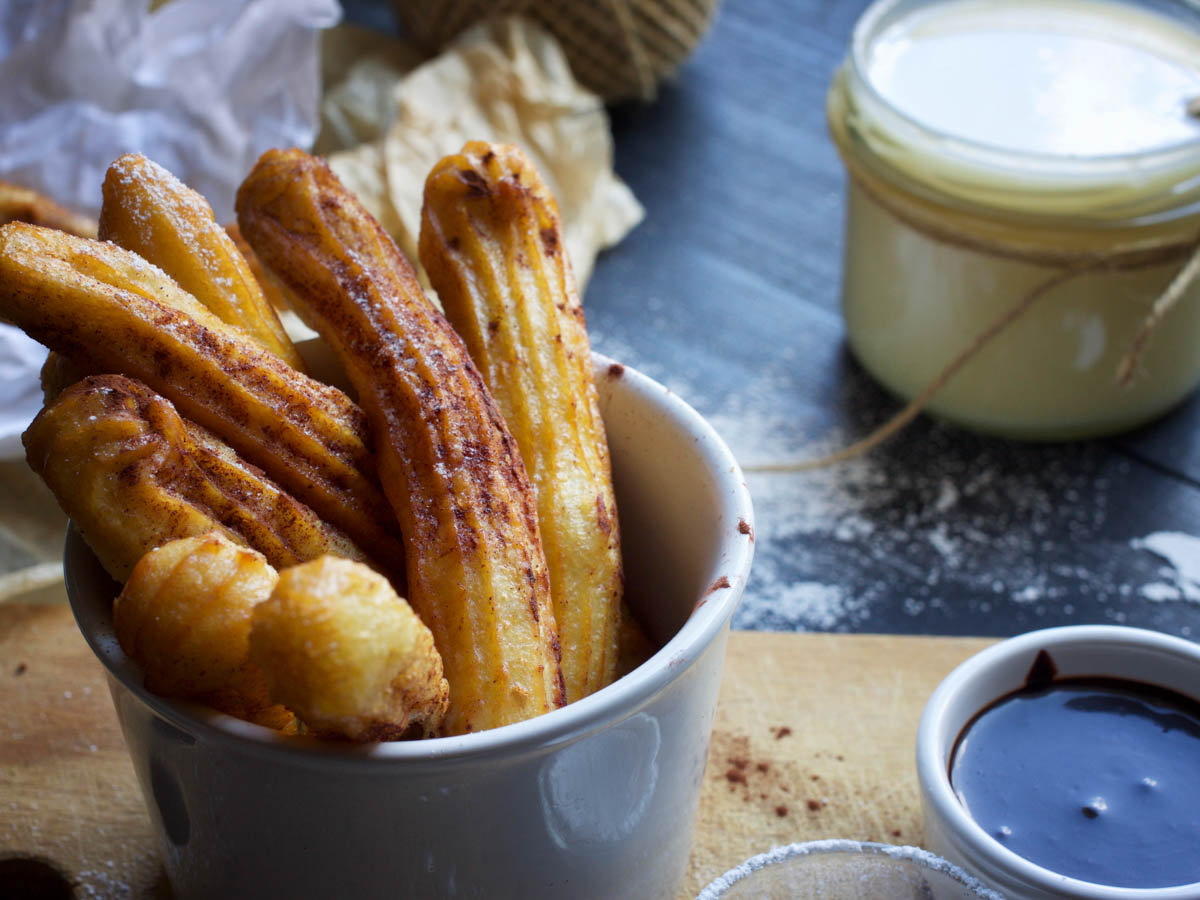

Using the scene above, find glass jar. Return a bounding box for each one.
[828,0,1200,439]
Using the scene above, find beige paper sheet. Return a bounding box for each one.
[319,16,644,293]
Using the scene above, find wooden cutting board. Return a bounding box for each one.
[0,602,994,898]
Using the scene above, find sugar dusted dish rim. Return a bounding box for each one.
[697,839,1005,899]
[65,353,755,769]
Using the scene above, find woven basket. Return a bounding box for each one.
[393,0,720,102]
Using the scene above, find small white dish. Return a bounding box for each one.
[917,625,1200,899]
[697,839,1004,899]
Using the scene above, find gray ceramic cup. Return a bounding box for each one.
[65,355,755,900]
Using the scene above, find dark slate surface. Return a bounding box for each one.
[582,0,1200,639]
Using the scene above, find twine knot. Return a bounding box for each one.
[768,234,1200,472]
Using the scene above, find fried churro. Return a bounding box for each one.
[420,142,623,702]
[237,148,564,735]
[23,374,367,582]
[99,153,305,370]
[0,222,404,572]
[115,532,294,730]
[0,179,97,238]
[250,556,448,741]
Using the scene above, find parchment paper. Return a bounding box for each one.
[322,16,644,293]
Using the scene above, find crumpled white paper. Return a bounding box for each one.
[0,329,50,459]
[0,0,339,220]
[0,0,338,460]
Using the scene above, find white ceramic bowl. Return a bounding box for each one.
[697,840,1004,899]
[65,355,755,900]
[917,625,1200,900]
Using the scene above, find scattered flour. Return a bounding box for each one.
[1141,582,1186,603]
[725,409,1126,631]
[1012,584,1045,604]
[76,870,133,899]
[1131,532,1200,603]
[751,581,871,632]
[594,336,1200,633]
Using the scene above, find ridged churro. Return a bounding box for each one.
[115,532,294,730]
[38,350,86,406]
[0,179,97,238]
[226,222,298,313]
[99,154,305,370]
[237,148,564,735]
[0,222,404,571]
[23,375,366,582]
[420,142,623,702]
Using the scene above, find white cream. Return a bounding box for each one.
[828,0,1200,439]
[865,0,1200,157]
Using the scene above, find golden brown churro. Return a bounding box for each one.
[420,142,624,702]
[23,375,367,581]
[0,179,97,238]
[226,222,299,313]
[250,556,449,741]
[237,148,564,735]
[115,532,295,730]
[0,222,404,571]
[38,351,86,405]
[99,153,305,370]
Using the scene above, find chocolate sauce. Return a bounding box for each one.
[950,665,1200,888]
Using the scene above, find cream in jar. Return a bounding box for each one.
[828,0,1200,439]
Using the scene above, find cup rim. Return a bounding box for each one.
[696,839,1005,899]
[65,354,756,768]
[916,624,1200,898]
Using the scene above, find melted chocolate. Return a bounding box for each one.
[950,672,1200,888]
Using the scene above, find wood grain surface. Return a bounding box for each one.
[684,630,994,896]
[0,602,994,899]
[0,603,167,899]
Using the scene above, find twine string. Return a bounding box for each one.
[1117,243,1200,386]
[752,260,1101,473]
[749,178,1200,472]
